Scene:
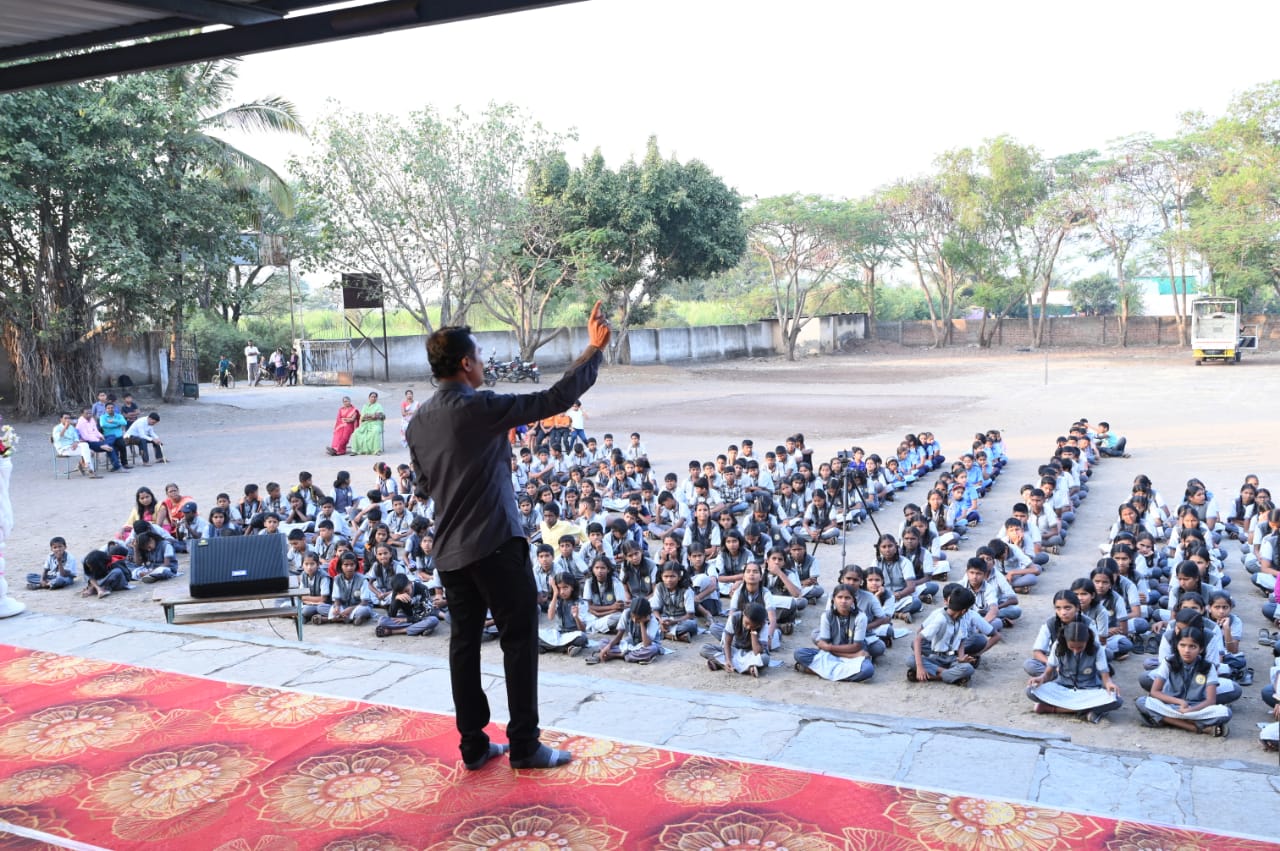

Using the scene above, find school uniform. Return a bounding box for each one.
[651,584,698,640]
[1137,658,1232,728]
[1027,641,1123,716]
[379,581,441,636]
[581,576,628,633]
[605,613,662,663]
[878,556,937,615]
[700,610,769,673]
[27,552,78,590]
[913,607,976,684]
[328,572,373,624]
[1024,616,1100,677]
[794,608,874,682]
[296,570,332,620]
[538,598,587,651]
[786,552,825,601]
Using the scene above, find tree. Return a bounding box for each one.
[879,179,952,347]
[843,197,897,338]
[1081,158,1153,346]
[0,80,158,416]
[1068,273,1118,315]
[1113,133,1199,344]
[483,151,604,360]
[745,195,855,360]
[297,103,551,340]
[1185,81,1280,306]
[562,138,746,363]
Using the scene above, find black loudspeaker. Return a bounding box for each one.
[190,534,290,598]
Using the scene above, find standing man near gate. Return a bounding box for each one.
[407,302,611,770]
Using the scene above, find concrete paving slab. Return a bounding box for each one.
[214,647,331,687]
[775,721,914,783]
[1189,764,1280,825]
[27,619,133,654]
[663,708,801,760]
[361,666,455,714]
[284,656,418,701]
[1034,748,1138,815]
[0,611,72,644]
[77,629,191,665]
[143,638,269,676]
[902,732,1041,800]
[555,690,692,745]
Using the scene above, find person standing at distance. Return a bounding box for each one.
[407,302,611,771]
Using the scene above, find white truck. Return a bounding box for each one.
[1190,297,1259,364]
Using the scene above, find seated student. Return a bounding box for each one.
[528,543,557,611]
[550,533,586,581]
[1141,604,1242,705]
[714,530,752,595]
[964,557,1019,630]
[127,532,179,584]
[617,541,657,599]
[940,581,1002,662]
[318,552,373,625]
[27,536,78,590]
[124,412,166,464]
[1206,591,1248,682]
[1246,508,1280,594]
[901,524,949,582]
[1085,569,1134,660]
[540,571,589,656]
[835,565,892,656]
[581,556,628,634]
[799,488,841,545]
[375,573,441,637]
[702,601,770,677]
[363,544,405,609]
[1026,620,1124,724]
[875,533,938,620]
[907,586,979,685]
[651,561,698,643]
[793,583,874,683]
[1225,481,1259,543]
[1096,421,1129,458]
[81,547,130,598]
[283,493,316,532]
[283,529,311,574]
[1024,590,1093,678]
[291,470,326,508]
[650,490,690,540]
[684,543,721,618]
[296,554,330,621]
[784,537,824,603]
[590,597,662,665]
[763,546,805,633]
[715,561,781,650]
[1136,626,1231,737]
[173,502,209,551]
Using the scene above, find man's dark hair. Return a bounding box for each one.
[428,326,475,379]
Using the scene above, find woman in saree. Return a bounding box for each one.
[348,391,386,456]
[327,396,361,456]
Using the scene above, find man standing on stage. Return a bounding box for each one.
[407,302,611,770]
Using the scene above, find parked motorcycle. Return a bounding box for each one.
[510,360,540,383]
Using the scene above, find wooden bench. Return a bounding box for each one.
[154,587,307,640]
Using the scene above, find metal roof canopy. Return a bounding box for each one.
[0,0,580,93]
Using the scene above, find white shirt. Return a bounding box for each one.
[244,344,260,364]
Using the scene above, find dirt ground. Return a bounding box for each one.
[7,342,1280,767]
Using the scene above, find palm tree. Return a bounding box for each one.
[152,59,305,400]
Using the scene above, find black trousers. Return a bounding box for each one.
[439,537,541,763]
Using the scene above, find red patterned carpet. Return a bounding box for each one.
[0,644,1272,851]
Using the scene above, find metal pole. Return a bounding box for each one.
[381,301,390,381]
[287,257,298,345]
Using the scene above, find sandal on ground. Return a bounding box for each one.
[566,644,582,657]
[584,655,600,665]
[310,614,325,625]
[780,623,794,636]
[1085,710,1105,724]
[1212,722,1229,738]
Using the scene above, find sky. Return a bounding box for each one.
[222,0,1280,201]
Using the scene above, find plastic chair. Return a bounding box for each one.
[50,437,75,479]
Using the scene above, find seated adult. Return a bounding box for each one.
[328,396,361,456]
[75,406,124,472]
[348,392,385,455]
[159,482,191,528]
[51,412,100,478]
[98,401,130,463]
[125,412,165,464]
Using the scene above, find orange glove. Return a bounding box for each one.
[587,300,612,349]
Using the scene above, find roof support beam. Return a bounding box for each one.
[0,0,581,92]
[105,0,284,27]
